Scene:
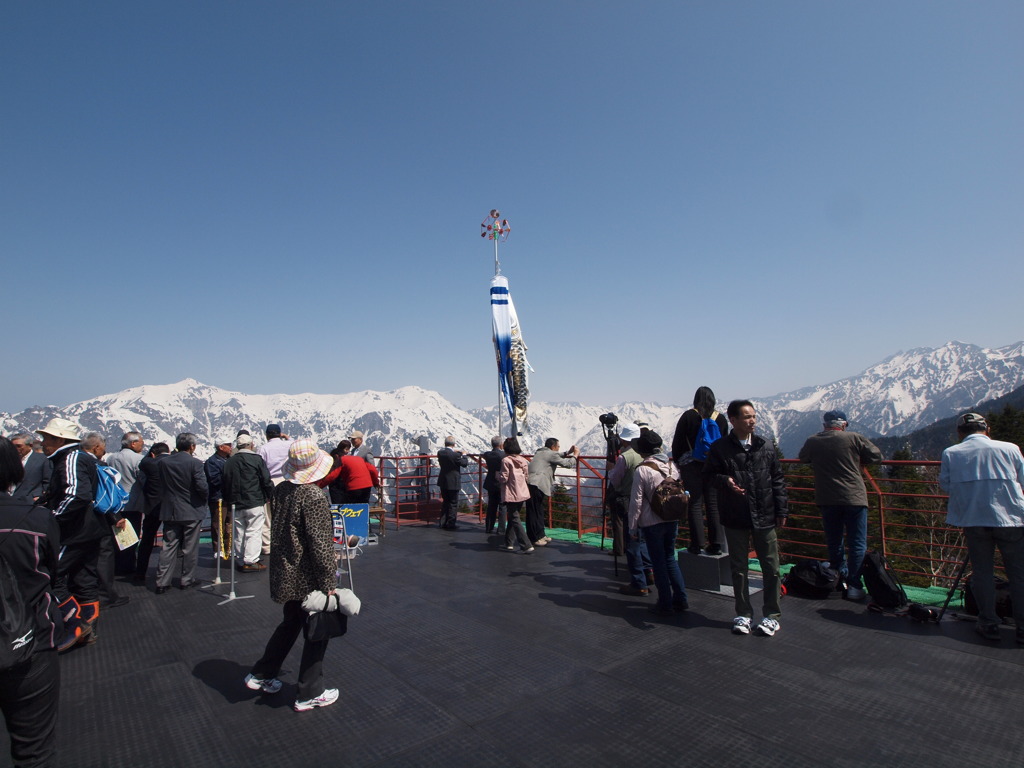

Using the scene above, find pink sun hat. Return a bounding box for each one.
[282,439,334,484]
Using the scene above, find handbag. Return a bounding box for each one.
[303,593,348,642]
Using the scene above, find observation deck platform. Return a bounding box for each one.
[44,516,1024,768]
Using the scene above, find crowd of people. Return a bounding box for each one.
[0,420,377,765]
[472,387,1024,645]
[4,394,1024,765]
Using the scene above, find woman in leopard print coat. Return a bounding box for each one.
[248,440,341,710]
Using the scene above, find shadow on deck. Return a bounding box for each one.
[41,516,1024,768]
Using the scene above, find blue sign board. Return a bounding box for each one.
[331,503,370,545]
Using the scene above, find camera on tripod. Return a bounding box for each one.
[599,413,620,462]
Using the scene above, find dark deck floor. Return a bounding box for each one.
[29,516,1024,768]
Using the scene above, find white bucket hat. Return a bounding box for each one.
[36,417,82,442]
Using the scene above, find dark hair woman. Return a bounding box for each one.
[670,386,729,555]
[496,438,533,553]
[0,435,63,766]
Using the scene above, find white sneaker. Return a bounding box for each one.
[294,688,339,712]
[731,616,752,635]
[755,617,780,637]
[244,673,282,694]
[534,539,548,547]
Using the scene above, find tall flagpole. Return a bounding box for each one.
[484,209,512,436]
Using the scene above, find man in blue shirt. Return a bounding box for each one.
[939,412,1024,643]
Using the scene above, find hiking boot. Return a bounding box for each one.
[755,617,780,637]
[731,616,752,635]
[245,673,283,694]
[294,688,339,712]
[57,620,92,652]
[78,600,100,625]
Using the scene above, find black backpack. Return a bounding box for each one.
[784,559,840,599]
[640,461,689,521]
[0,508,37,670]
[860,551,908,610]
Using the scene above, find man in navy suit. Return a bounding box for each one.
[436,436,468,530]
[155,433,209,593]
[9,433,51,502]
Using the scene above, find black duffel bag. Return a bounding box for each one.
[784,559,840,599]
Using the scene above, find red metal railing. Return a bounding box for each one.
[375,455,967,587]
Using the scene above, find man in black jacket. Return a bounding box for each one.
[0,435,63,767]
[437,436,468,530]
[133,442,170,584]
[705,400,788,638]
[482,436,506,535]
[36,418,107,650]
[222,432,274,570]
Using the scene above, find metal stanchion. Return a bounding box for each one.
[212,500,225,585]
[207,504,255,605]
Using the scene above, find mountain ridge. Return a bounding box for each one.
[3,341,1023,459]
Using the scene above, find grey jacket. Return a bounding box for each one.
[12,450,51,502]
[798,429,882,507]
[528,447,576,496]
[157,451,209,522]
[104,447,144,512]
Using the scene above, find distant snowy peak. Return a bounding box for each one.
[2,341,1022,460]
[757,341,1024,454]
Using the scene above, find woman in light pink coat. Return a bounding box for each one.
[496,437,534,553]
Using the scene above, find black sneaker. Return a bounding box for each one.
[975,623,1001,642]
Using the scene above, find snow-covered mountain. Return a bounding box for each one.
[754,341,1024,455]
[2,341,1022,459]
[0,379,493,459]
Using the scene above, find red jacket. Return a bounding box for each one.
[325,454,378,491]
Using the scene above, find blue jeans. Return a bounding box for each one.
[615,502,651,588]
[964,526,1024,635]
[820,505,868,590]
[641,521,688,610]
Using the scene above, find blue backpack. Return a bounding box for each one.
[690,410,722,462]
[94,464,130,515]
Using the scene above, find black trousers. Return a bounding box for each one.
[0,649,60,768]
[134,511,162,579]
[54,539,100,604]
[682,461,722,551]
[525,485,548,544]
[439,488,459,528]
[114,510,142,574]
[96,530,120,603]
[485,489,505,533]
[341,487,372,504]
[251,601,330,702]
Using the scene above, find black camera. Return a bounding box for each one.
[599,413,618,427]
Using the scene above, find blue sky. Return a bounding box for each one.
[3,1,1022,414]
